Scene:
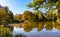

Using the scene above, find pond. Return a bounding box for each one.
[12,21,60,37]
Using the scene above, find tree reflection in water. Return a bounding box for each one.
[45,22,53,30]
[54,22,60,30]
[37,22,44,31]
[18,21,60,32]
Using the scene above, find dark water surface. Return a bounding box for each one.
[12,21,60,37]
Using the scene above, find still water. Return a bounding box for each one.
[12,21,60,37]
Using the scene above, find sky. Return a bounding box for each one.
[0,0,33,15]
[0,0,46,15]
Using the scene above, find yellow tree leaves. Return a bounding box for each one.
[22,10,37,21]
[34,11,43,20]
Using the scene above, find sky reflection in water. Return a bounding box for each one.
[12,22,60,37]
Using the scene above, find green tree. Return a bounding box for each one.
[48,0,60,18]
[27,0,60,21]
[34,11,43,20]
[27,0,46,11]
[0,6,13,24]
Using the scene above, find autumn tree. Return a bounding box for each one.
[22,10,37,21]
[4,6,13,21]
[27,0,45,20]
[14,14,19,20]
[34,11,44,21]
[14,14,23,20]
[45,12,52,20]
[0,6,13,24]
[0,7,9,21]
[27,0,60,21]
[18,14,22,20]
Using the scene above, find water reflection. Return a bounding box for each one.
[21,22,44,32]
[45,22,53,30]
[13,27,60,37]
[13,21,60,37]
[15,21,60,32]
[37,22,44,31]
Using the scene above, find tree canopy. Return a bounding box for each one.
[27,0,59,10]
[0,6,13,24]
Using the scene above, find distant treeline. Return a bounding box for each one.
[0,0,60,24]
[0,6,58,22]
[0,6,59,25]
[14,10,58,21]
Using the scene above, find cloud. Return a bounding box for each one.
[0,0,9,6]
